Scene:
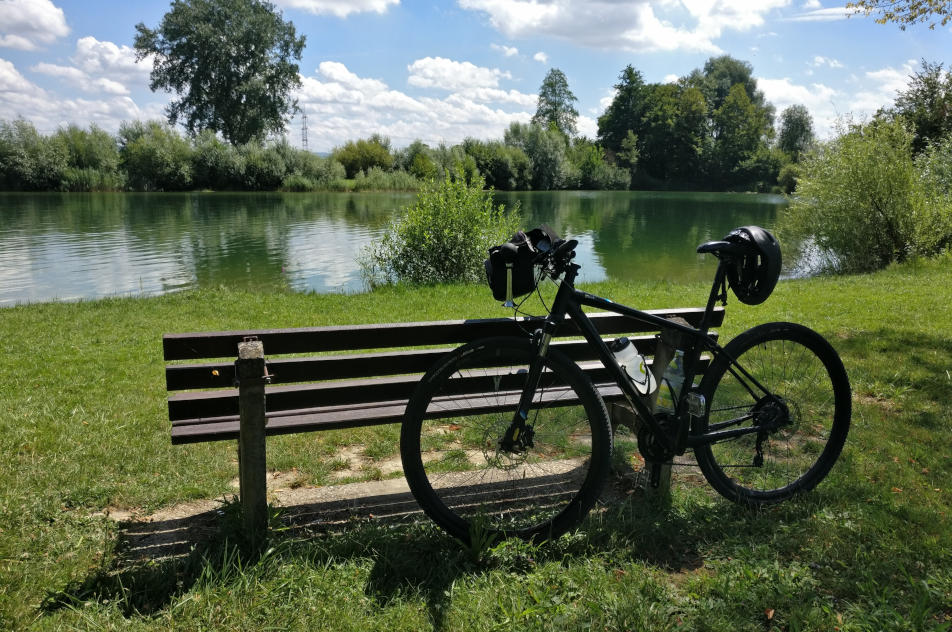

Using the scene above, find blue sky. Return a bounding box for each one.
[0,0,949,152]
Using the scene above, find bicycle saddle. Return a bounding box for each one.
[696,240,746,256]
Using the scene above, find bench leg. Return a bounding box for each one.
[237,339,268,543]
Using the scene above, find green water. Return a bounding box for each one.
[0,191,786,306]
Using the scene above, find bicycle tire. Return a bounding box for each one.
[695,322,851,505]
[400,336,612,544]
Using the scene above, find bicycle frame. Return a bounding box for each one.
[511,257,778,457]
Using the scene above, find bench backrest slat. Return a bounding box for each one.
[164,332,719,391]
[162,307,723,361]
[167,354,713,422]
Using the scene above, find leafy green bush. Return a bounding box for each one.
[239,142,286,190]
[351,167,421,191]
[333,135,393,179]
[782,118,928,273]
[280,173,320,191]
[913,135,952,255]
[191,130,243,190]
[0,119,68,190]
[118,120,193,191]
[361,171,520,286]
[60,167,126,192]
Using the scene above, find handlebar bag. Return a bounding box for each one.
[484,230,538,301]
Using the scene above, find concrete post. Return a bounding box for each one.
[236,338,268,543]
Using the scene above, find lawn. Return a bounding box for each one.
[1,256,950,630]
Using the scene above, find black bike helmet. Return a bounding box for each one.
[723,226,782,305]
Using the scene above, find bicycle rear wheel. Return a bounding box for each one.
[695,322,851,505]
[400,336,612,544]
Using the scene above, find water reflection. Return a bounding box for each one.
[497,191,784,284]
[0,191,784,306]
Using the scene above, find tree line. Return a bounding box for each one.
[0,55,816,194]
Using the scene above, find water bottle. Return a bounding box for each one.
[609,337,657,396]
[659,349,685,411]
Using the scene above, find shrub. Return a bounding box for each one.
[781,118,947,273]
[239,142,286,190]
[191,130,243,189]
[333,135,393,179]
[351,167,421,192]
[280,173,319,191]
[913,135,952,255]
[0,118,68,190]
[361,171,521,286]
[119,121,193,191]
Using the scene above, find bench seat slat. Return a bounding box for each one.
[170,383,631,444]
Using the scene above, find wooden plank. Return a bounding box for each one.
[171,383,630,444]
[168,353,712,422]
[164,334,683,390]
[162,307,724,361]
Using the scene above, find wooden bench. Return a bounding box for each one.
[163,306,723,538]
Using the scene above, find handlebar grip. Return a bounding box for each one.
[553,239,578,259]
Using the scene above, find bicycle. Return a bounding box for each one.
[400,225,851,544]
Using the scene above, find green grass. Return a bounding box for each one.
[1,256,951,630]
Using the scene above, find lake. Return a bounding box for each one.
[0,191,787,306]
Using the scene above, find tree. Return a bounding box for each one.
[505,122,569,190]
[892,60,952,153]
[778,104,816,162]
[697,55,771,116]
[597,65,650,153]
[847,0,952,29]
[134,0,306,145]
[533,68,579,136]
[711,85,772,187]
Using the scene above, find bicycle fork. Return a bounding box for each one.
[498,327,553,453]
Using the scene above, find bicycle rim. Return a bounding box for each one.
[696,322,851,505]
[401,337,611,543]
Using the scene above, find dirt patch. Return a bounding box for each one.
[111,445,703,562]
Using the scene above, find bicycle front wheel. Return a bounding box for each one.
[400,336,612,544]
[695,322,851,506]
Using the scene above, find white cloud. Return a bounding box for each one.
[73,36,150,82]
[0,57,151,132]
[31,62,130,95]
[759,76,839,136]
[0,57,42,95]
[459,0,791,54]
[759,61,919,138]
[533,52,548,63]
[788,6,850,21]
[295,61,534,151]
[801,0,821,8]
[491,43,519,57]
[27,37,150,98]
[849,60,917,114]
[576,114,597,139]
[0,0,69,51]
[273,0,398,17]
[407,56,511,91]
[812,55,844,68]
[319,61,388,93]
